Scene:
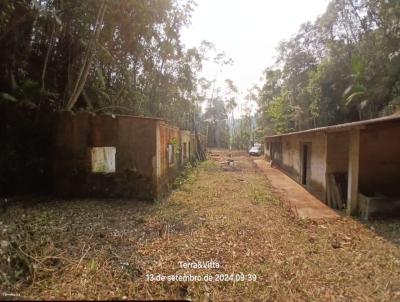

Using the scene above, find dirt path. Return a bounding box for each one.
[1,151,400,301]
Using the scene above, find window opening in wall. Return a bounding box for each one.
[91,147,116,173]
[168,144,175,165]
[183,142,187,160]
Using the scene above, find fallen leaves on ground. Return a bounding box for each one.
[0,151,400,301]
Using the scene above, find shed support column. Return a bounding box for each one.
[347,129,360,215]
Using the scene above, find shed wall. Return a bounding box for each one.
[266,132,327,200]
[115,116,158,199]
[156,123,180,199]
[53,112,158,200]
[326,132,349,174]
[359,122,400,197]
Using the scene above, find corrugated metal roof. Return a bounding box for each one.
[265,114,400,139]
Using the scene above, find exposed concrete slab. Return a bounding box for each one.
[254,159,339,220]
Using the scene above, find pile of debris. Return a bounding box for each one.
[208,150,240,172]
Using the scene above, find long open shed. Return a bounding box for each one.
[265,115,400,219]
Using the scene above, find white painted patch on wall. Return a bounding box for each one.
[91,147,116,173]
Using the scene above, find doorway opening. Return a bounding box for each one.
[300,143,311,185]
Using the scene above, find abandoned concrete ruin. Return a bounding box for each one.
[265,115,400,219]
[53,111,206,200]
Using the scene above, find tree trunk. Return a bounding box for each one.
[41,25,56,93]
[193,110,206,161]
[65,0,107,110]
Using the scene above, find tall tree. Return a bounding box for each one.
[256,0,400,135]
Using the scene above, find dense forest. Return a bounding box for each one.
[256,0,400,135]
[1,0,399,194]
[0,0,205,125]
[1,0,399,135]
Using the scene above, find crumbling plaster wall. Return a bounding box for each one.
[156,122,180,199]
[115,116,158,199]
[53,112,159,200]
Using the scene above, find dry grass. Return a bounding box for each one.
[1,153,400,301]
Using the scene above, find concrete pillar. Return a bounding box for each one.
[347,129,360,215]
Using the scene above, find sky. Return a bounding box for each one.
[181,0,329,116]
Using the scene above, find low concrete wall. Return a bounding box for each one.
[359,193,400,220]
